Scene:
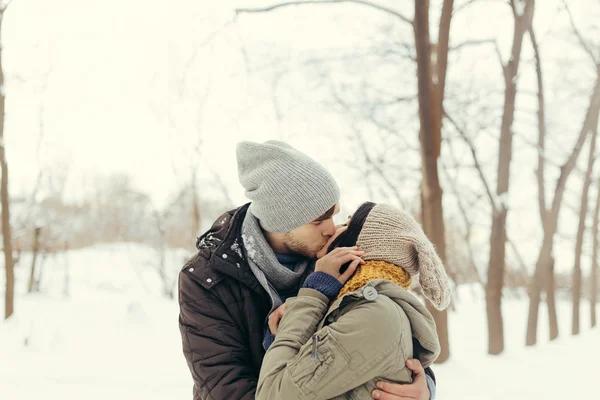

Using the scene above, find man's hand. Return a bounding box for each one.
[372,359,430,400]
[268,303,286,335]
[315,246,365,284]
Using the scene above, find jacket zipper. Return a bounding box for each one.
[311,333,319,361]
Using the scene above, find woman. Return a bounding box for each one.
[256,202,452,400]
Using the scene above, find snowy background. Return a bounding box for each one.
[2,0,600,399]
[1,245,598,399]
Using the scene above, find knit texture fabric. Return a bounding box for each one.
[303,272,343,300]
[241,209,310,315]
[335,260,412,300]
[356,204,452,310]
[236,140,340,232]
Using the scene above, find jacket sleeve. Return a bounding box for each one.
[257,288,405,400]
[179,270,258,400]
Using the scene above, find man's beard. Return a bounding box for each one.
[283,233,325,259]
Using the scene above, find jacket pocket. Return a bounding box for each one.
[286,328,346,397]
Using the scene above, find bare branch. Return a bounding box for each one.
[550,76,600,218]
[528,24,548,230]
[236,1,413,25]
[329,84,409,207]
[562,0,598,65]
[450,39,496,52]
[493,40,505,70]
[440,157,485,289]
[453,0,507,15]
[0,0,14,13]
[181,19,235,87]
[444,111,498,212]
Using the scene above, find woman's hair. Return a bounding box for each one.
[327,201,376,273]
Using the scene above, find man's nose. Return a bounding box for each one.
[323,220,336,236]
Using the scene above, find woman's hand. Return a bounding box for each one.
[315,246,365,285]
[316,225,348,259]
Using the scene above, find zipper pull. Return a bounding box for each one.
[311,334,319,361]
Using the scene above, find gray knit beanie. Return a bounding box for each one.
[356,204,452,310]
[236,140,340,232]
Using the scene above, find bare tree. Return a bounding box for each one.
[27,227,42,293]
[485,0,535,355]
[526,2,600,345]
[135,192,176,299]
[529,19,561,341]
[0,2,14,319]
[414,0,454,363]
[572,113,599,336]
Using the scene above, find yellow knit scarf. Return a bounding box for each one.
[336,260,412,300]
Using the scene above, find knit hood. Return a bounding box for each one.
[356,204,452,310]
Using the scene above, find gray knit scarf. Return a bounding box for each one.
[241,209,310,312]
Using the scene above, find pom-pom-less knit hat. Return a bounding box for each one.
[356,204,452,310]
[236,140,340,233]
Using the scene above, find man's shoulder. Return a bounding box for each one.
[178,251,218,303]
[194,205,247,253]
[179,203,256,303]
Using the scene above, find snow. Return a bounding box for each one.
[242,233,258,260]
[436,286,600,399]
[514,0,526,17]
[1,244,599,399]
[0,244,192,400]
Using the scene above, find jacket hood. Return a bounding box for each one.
[374,281,441,367]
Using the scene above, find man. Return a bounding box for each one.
[179,140,437,399]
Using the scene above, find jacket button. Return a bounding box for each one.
[206,278,213,283]
[363,286,378,301]
[188,268,194,272]
[222,254,228,259]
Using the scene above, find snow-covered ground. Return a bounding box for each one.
[1,244,598,399]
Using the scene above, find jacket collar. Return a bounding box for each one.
[195,203,266,295]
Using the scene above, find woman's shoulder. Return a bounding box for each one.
[337,284,411,335]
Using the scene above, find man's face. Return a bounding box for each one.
[282,203,341,258]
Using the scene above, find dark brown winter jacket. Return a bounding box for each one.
[178,203,272,400]
[178,204,436,399]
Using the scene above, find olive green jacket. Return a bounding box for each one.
[256,280,441,400]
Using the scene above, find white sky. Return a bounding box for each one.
[5,0,600,273]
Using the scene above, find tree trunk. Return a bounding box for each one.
[486,0,535,355]
[592,261,598,328]
[0,10,14,320]
[546,257,559,340]
[592,177,600,328]
[572,122,599,335]
[526,238,551,345]
[414,0,451,363]
[527,71,600,345]
[28,227,41,293]
[433,0,454,158]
